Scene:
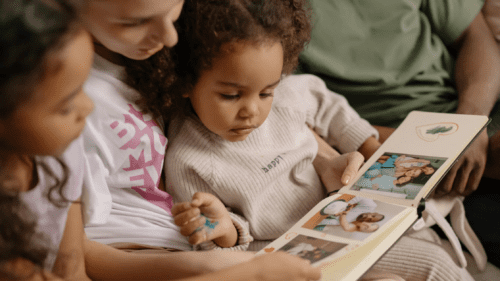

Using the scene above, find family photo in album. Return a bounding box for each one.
[351,153,447,200]
[302,195,407,241]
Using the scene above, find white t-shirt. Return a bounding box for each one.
[82,54,190,250]
[21,137,84,270]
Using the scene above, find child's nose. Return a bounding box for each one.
[239,100,260,118]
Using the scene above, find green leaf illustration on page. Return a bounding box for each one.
[426,126,453,135]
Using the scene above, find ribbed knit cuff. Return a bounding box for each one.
[338,119,379,153]
[194,212,253,251]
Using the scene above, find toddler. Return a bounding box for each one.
[165,0,377,249]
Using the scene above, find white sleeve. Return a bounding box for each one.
[356,198,378,212]
[278,74,379,153]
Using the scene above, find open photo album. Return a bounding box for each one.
[256,111,489,281]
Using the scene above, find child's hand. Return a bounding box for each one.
[316,151,364,193]
[172,192,237,247]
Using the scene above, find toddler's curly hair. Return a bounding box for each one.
[125,0,312,124]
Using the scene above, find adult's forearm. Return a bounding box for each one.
[357,136,381,159]
[84,240,254,281]
[455,12,500,116]
[311,129,341,174]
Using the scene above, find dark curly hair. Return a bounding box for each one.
[125,0,312,125]
[0,0,79,277]
[0,189,50,280]
[0,0,76,205]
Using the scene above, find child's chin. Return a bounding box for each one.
[224,135,250,142]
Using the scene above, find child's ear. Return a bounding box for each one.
[182,92,190,98]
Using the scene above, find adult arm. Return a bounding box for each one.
[311,130,365,192]
[437,11,500,196]
[84,239,255,280]
[84,241,321,281]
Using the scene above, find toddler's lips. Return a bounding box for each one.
[231,127,256,135]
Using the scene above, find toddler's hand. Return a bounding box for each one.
[172,192,236,247]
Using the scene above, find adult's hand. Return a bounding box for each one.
[249,252,321,281]
[433,130,488,197]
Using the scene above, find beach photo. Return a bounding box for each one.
[350,152,447,199]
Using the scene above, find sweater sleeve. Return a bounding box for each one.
[194,211,253,251]
[277,74,379,153]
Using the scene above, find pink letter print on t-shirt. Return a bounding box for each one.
[110,104,173,214]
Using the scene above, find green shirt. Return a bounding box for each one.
[299,0,482,127]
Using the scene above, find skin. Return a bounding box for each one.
[404,169,422,178]
[357,212,384,223]
[0,29,95,280]
[78,1,322,280]
[172,192,237,248]
[84,240,322,281]
[394,155,430,168]
[422,166,435,175]
[311,130,366,193]
[338,211,382,233]
[393,176,411,186]
[185,41,283,142]
[80,0,184,64]
[1,258,64,281]
[0,31,94,157]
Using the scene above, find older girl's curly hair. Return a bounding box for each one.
[125,0,312,124]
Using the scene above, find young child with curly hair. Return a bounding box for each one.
[164,0,377,250]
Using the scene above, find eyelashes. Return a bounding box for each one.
[219,92,274,100]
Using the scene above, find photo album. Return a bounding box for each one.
[256,111,489,281]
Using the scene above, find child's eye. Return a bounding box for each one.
[260,92,274,98]
[220,93,239,100]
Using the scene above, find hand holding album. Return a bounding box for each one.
[257,111,489,281]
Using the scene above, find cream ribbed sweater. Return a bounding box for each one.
[165,74,378,245]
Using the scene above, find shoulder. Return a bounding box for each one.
[272,74,326,111]
[167,115,215,165]
[59,137,85,200]
[32,137,85,202]
[85,55,138,104]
